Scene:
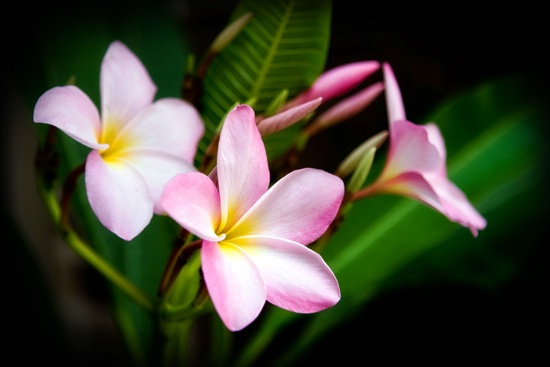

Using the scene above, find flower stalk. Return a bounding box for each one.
[37,183,156,312]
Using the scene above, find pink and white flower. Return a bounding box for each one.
[33,41,204,240]
[353,63,486,236]
[160,104,343,331]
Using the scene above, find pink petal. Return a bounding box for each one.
[234,236,340,313]
[229,168,344,245]
[371,171,445,215]
[366,170,486,237]
[201,240,266,331]
[382,62,407,124]
[429,175,487,237]
[257,97,322,136]
[381,120,441,179]
[425,123,447,175]
[100,41,157,133]
[217,105,270,231]
[160,172,223,242]
[288,61,380,107]
[33,86,107,150]
[85,151,153,240]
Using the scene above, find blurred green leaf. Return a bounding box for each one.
[237,75,547,366]
[199,0,332,161]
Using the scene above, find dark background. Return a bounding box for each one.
[3,0,547,365]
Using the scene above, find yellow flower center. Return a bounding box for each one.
[98,119,133,163]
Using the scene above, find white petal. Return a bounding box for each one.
[235,236,340,313]
[100,40,157,132]
[119,98,204,162]
[229,168,344,245]
[124,151,197,214]
[85,151,153,240]
[33,86,106,149]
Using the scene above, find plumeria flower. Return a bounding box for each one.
[160,104,343,331]
[352,63,486,236]
[33,40,204,241]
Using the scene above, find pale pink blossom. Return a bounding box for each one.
[33,41,204,240]
[160,104,343,331]
[353,63,486,236]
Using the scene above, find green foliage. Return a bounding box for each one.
[199,0,332,161]
[235,76,547,365]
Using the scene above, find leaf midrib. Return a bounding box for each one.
[251,0,295,99]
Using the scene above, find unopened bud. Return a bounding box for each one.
[257,97,322,136]
[347,147,376,194]
[336,130,388,178]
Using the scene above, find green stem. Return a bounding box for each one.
[37,177,155,312]
[63,227,155,311]
[157,235,202,297]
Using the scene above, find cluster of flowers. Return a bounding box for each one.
[33,40,485,331]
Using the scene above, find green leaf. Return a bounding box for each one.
[236,75,547,365]
[199,0,332,161]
